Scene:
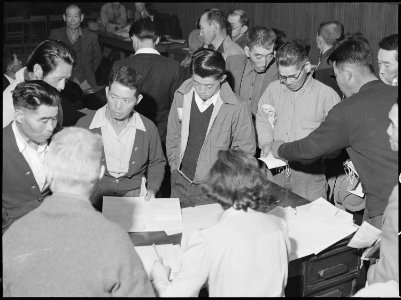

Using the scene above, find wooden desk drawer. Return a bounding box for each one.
[306,247,358,284]
[305,271,356,296]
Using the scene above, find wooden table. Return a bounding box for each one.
[95,30,188,59]
[129,181,360,297]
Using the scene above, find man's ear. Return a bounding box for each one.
[244,46,251,58]
[220,74,227,83]
[99,165,105,180]
[105,86,109,95]
[304,61,312,73]
[33,64,44,80]
[63,14,67,22]
[80,14,84,23]
[136,94,143,105]
[14,108,24,124]
[240,25,248,35]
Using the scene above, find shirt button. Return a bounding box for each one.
[134,147,138,151]
[115,179,119,183]
[31,186,36,189]
[25,171,31,175]
[38,197,43,202]
[131,161,135,164]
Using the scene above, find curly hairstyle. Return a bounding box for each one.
[202,149,272,211]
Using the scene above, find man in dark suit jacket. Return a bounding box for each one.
[113,18,183,145]
[226,26,278,117]
[49,3,102,92]
[2,81,61,234]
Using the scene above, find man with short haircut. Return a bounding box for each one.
[76,66,165,210]
[3,40,76,128]
[3,127,154,297]
[199,8,244,60]
[313,21,344,96]
[166,49,256,203]
[227,9,249,49]
[378,34,398,86]
[2,81,60,233]
[113,18,184,145]
[272,37,398,229]
[50,3,102,92]
[256,41,340,201]
[226,26,278,117]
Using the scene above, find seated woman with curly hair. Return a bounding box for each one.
[150,149,291,297]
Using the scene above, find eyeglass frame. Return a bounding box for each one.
[277,63,306,82]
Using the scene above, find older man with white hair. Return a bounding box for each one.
[2,127,154,297]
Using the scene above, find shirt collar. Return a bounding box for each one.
[244,59,256,76]
[193,87,220,106]
[12,121,48,153]
[89,104,146,132]
[134,48,160,55]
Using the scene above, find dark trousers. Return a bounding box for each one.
[170,170,208,204]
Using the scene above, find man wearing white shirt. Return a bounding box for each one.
[76,66,166,211]
[2,81,60,234]
[166,49,255,203]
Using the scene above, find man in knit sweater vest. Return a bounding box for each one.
[3,127,154,297]
[166,49,256,203]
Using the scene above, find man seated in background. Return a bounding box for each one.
[199,8,244,60]
[2,81,60,234]
[49,3,102,94]
[226,26,278,118]
[166,49,255,203]
[113,18,184,146]
[313,21,344,96]
[377,33,398,86]
[272,36,398,229]
[3,40,77,129]
[100,2,127,32]
[227,9,249,49]
[2,127,154,297]
[256,41,340,201]
[76,66,166,211]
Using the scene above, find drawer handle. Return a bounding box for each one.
[317,264,348,279]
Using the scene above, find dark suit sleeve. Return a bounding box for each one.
[146,122,166,193]
[169,63,185,106]
[278,104,350,162]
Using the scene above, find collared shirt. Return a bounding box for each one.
[154,207,290,297]
[194,88,220,113]
[239,59,266,115]
[66,27,82,45]
[89,105,146,178]
[134,47,160,55]
[256,74,341,147]
[12,121,48,191]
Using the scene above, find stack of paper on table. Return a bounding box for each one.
[347,221,381,249]
[268,197,358,261]
[135,244,182,280]
[259,153,287,169]
[102,197,183,233]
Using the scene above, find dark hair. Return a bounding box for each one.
[272,28,287,51]
[379,34,398,61]
[190,48,226,79]
[12,80,61,110]
[317,21,344,46]
[247,26,276,50]
[109,66,142,97]
[129,18,161,42]
[202,8,229,32]
[228,9,250,26]
[328,34,374,72]
[202,149,272,211]
[26,40,76,78]
[276,41,308,68]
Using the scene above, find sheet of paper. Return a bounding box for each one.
[267,206,297,221]
[135,244,181,279]
[102,197,183,233]
[347,221,381,248]
[348,182,365,198]
[285,198,358,260]
[259,153,287,169]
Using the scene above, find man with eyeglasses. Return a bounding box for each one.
[226,26,278,118]
[76,66,166,211]
[256,41,340,201]
[227,9,249,49]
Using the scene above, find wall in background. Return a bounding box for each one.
[151,2,398,68]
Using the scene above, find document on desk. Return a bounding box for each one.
[135,244,182,279]
[347,221,381,248]
[102,197,183,233]
[286,197,358,261]
[259,153,287,169]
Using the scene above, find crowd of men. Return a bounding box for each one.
[2,3,399,297]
